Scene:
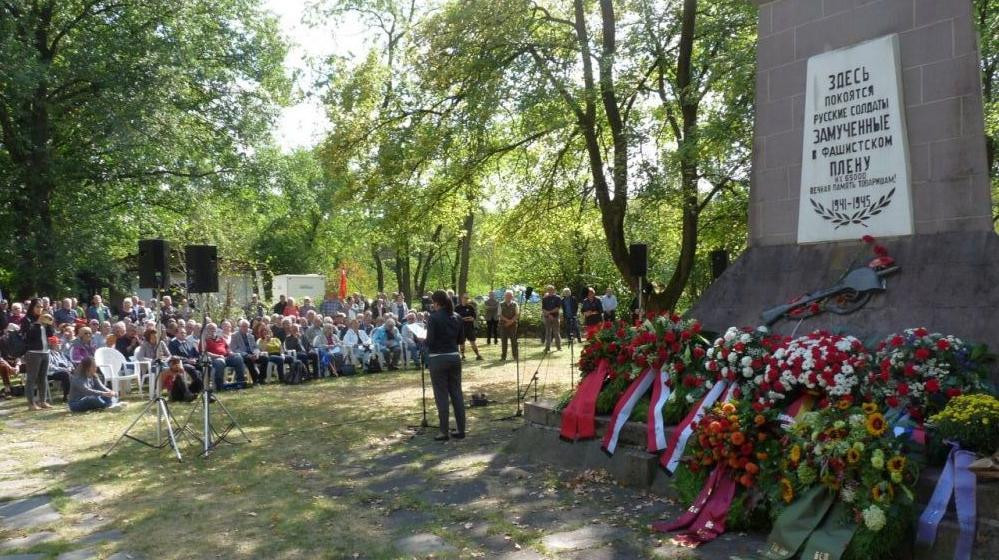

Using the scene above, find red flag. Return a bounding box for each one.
[338,268,348,299]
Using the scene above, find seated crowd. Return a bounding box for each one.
[0,290,442,413]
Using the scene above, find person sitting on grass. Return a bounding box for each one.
[68,356,121,412]
[0,324,21,399]
[160,356,199,402]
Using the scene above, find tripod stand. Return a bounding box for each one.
[407,345,437,433]
[180,310,250,457]
[498,336,546,420]
[103,366,187,462]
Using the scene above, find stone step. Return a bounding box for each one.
[913,517,999,560]
[506,423,676,498]
[525,400,677,451]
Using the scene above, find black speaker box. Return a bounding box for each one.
[185,245,219,293]
[629,243,648,277]
[138,239,170,289]
[710,249,729,280]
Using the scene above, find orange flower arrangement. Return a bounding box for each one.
[685,401,782,489]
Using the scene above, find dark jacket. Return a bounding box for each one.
[426,309,462,355]
[168,337,200,361]
[24,322,55,352]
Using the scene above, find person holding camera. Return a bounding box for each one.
[426,290,465,441]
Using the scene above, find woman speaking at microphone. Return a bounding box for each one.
[426,290,466,441]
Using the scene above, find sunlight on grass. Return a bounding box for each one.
[0,340,575,559]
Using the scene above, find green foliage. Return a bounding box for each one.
[0,0,289,297]
[554,388,575,412]
[843,501,915,560]
[629,397,650,423]
[596,376,629,415]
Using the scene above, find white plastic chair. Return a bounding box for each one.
[95,347,141,397]
[131,346,154,399]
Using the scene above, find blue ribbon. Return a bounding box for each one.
[915,442,977,560]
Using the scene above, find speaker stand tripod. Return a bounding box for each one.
[407,347,437,433]
[103,368,187,462]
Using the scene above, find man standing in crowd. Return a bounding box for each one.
[581,287,604,329]
[54,298,77,326]
[541,285,562,353]
[300,297,316,316]
[86,295,110,322]
[498,290,519,362]
[392,293,408,320]
[230,319,269,385]
[272,294,287,316]
[244,294,265,319]
[600,287,617,322]
[483,291,499,345]
[159,295,180,323]
[201,322,247,390]
[561,288,581,343]
[455,293,482,361]
[320,291,342,317]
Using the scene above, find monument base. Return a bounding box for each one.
[692,231,999,378]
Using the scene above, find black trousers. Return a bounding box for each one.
[240,353,269,384]
[485,319,499,343]
[429,354,465,436]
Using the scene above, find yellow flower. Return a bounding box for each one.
[887,456,907,474]
[866,413,887,437]
[790,445,802,464]
[846,448,861,465]
[836,398,852,410]
[862,402,878,414]
[780,478,794,504]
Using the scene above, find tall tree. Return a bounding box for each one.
[0,0,288,297]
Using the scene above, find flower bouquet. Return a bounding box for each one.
[928,394,999,477]
[778,402,919,560]
[673,400,784,531]
[698,326,787,409]
[868,328,992,423]
[762,331,870,413]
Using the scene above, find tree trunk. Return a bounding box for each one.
[450,239,460,290]
[414,224,442,296]
[371,244,385,292]
[457,210,474,296]
[649,0,699,312]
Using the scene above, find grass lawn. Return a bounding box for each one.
[0,338,582,559]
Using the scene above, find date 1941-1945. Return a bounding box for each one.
[830,195,872,212]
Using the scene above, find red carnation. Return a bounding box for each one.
[914,348,931,361]
[691,323,702,334]
[664,331,676,344]
[886,395,900,408]
[936,339,950,351]
[925,378,941,393]
[674,361,686,374]
[874,245,889,257]
[891,335,904,347]
[862,235,875,244]
[692,347,706,359]
[914,328,928,337]
[897,382,909,396]
[903,362,916,377]
[946,388,962,398]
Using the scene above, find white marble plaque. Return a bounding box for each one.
[797,34,913,243]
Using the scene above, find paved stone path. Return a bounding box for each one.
[0,399,140,560]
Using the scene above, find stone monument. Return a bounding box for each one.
[692,0,998,357]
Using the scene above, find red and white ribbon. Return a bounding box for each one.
[601,368,655,456]
[647,366,673,453]
[722,381,739,403]
[660,380,729,473]
[559,360,611,442]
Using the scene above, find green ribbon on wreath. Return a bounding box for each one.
[762,486,836,560]
[798,500,858,560]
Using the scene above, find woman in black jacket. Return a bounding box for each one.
[426,290,466,441]
[22,299,54,410]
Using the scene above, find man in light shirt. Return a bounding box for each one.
[600,287,618,322]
